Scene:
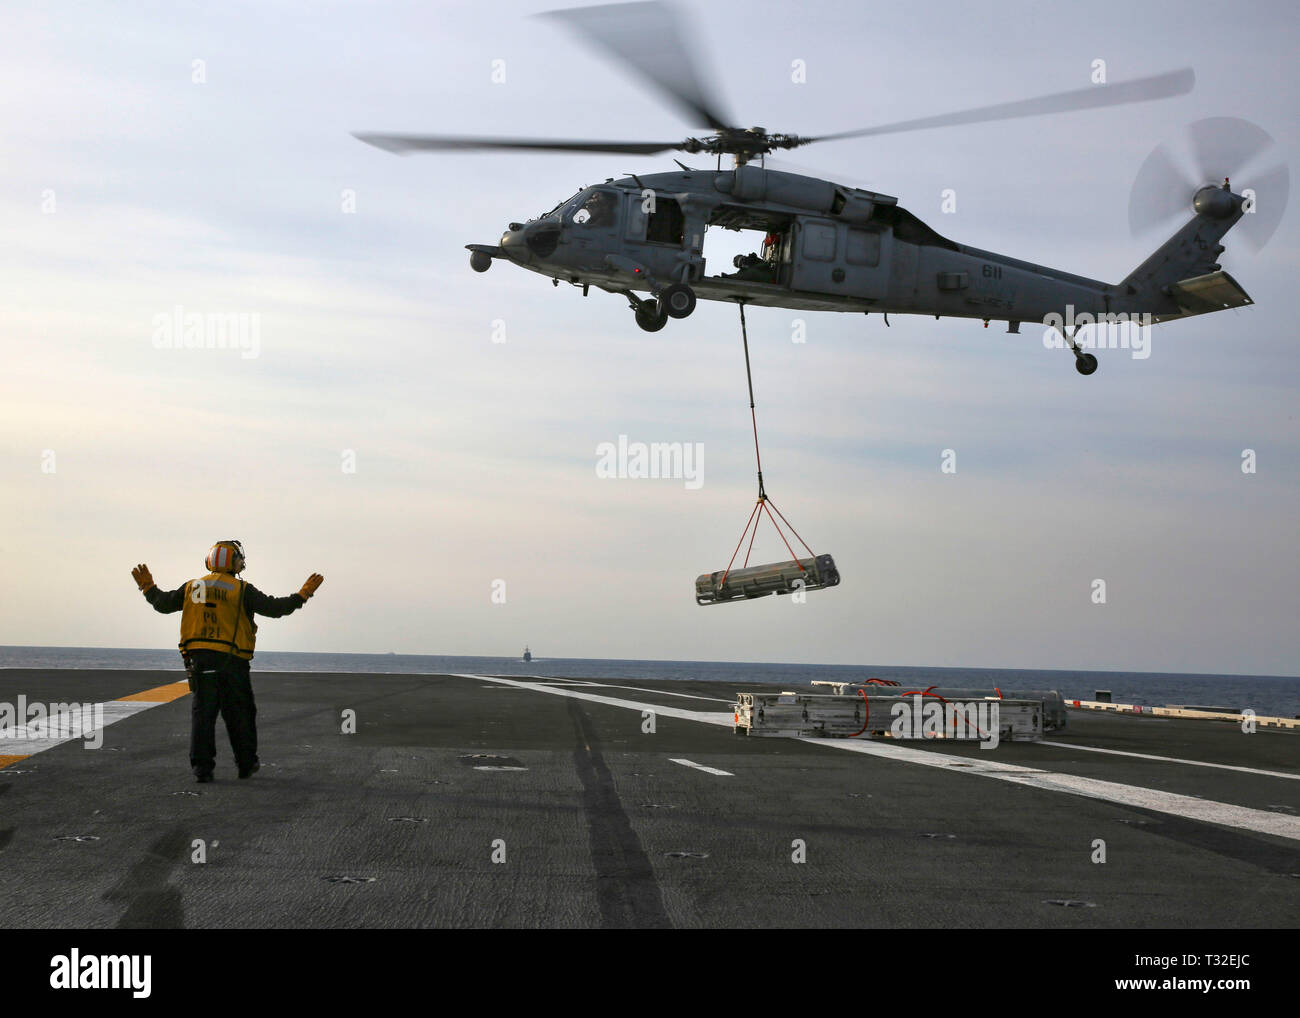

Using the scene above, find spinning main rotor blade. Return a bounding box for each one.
[537,1,736,132]
[811,68,1194,143]
[353,133,679,156]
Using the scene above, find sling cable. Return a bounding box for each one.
[695,302,841,605]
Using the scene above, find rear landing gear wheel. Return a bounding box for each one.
[1075,353,1098,376]
[635,300,668,332]
[659,283,697,319]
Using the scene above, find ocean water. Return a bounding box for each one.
[3,646,1298,718]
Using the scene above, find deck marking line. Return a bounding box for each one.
[1040,740,1300,781]
[670,758,735,776]
[0,680,189,764]
[458,674,1300,842]
[589,684,734,704]
[118,681,190,703]
[802,737,1300,841]
[566,681,738,707]
[521,677,733,703]
[454,675,734,726]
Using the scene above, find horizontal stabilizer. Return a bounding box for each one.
[1153,270,1254,323]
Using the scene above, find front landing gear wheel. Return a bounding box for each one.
[635,300,668,332]
[469,250,492,273]
[659,283,697,319]
[1074,353,1098,376]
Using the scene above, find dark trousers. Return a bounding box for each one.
[187,651,258,774]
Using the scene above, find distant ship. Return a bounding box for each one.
[522,645,532,663]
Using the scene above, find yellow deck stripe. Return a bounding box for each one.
[117,681,190,703]
[0,754,31,770]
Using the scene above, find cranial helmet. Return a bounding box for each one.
[205,540,246,574]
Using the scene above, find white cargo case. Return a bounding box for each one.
[733,691,1043,743]
[811,681,1068,731]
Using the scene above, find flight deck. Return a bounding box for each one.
[0,669,1296,929]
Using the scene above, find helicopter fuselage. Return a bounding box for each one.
[359,1,1261,378]
[468,165,1250,349]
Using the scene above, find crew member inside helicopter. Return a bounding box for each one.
[572,188,616,228]
[729,227,784,283]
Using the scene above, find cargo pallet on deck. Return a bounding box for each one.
[733,691,1044,742]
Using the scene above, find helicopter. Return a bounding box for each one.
[355,2,1287,376]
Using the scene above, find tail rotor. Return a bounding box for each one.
[1129,116,1289,253]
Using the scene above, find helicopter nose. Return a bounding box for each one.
[499,226,531,262]
[501,222,562,262]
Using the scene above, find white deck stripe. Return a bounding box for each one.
[806,737,1300,841]
[670,758,735,776]
[453,674,734,726]
[521,677,733,703]
[1,700,170,758]
[457,674,1300,842]
[1040,740,1300,781]
[568,683,734,704]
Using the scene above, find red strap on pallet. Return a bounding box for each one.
[850,688,871,737]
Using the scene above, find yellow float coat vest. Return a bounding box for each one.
[178,572,257,659]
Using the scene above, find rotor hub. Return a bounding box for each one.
[1193,184,1237,219]
[679,128,809,163]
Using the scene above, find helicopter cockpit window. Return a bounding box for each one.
[570,188,618,228]
[542,190,583,219]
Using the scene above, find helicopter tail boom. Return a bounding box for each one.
[1120,185,1252,319]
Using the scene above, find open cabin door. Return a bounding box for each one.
[791,217,890,300]
[625,192,703,283]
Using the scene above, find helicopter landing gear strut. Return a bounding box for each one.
[628,293,668,332]
[658,283,697,319]
[628,283,695,331]
[1057,325,1098,376]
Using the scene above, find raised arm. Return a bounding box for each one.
[244,574,324,618]
[132,563,187,614]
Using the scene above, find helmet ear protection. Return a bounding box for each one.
[205,540,246,574]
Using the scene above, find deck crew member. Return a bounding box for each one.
[131,541,323,782]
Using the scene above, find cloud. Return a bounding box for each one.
[2,0,1297,675]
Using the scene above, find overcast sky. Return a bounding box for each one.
[2,0,1297,675]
